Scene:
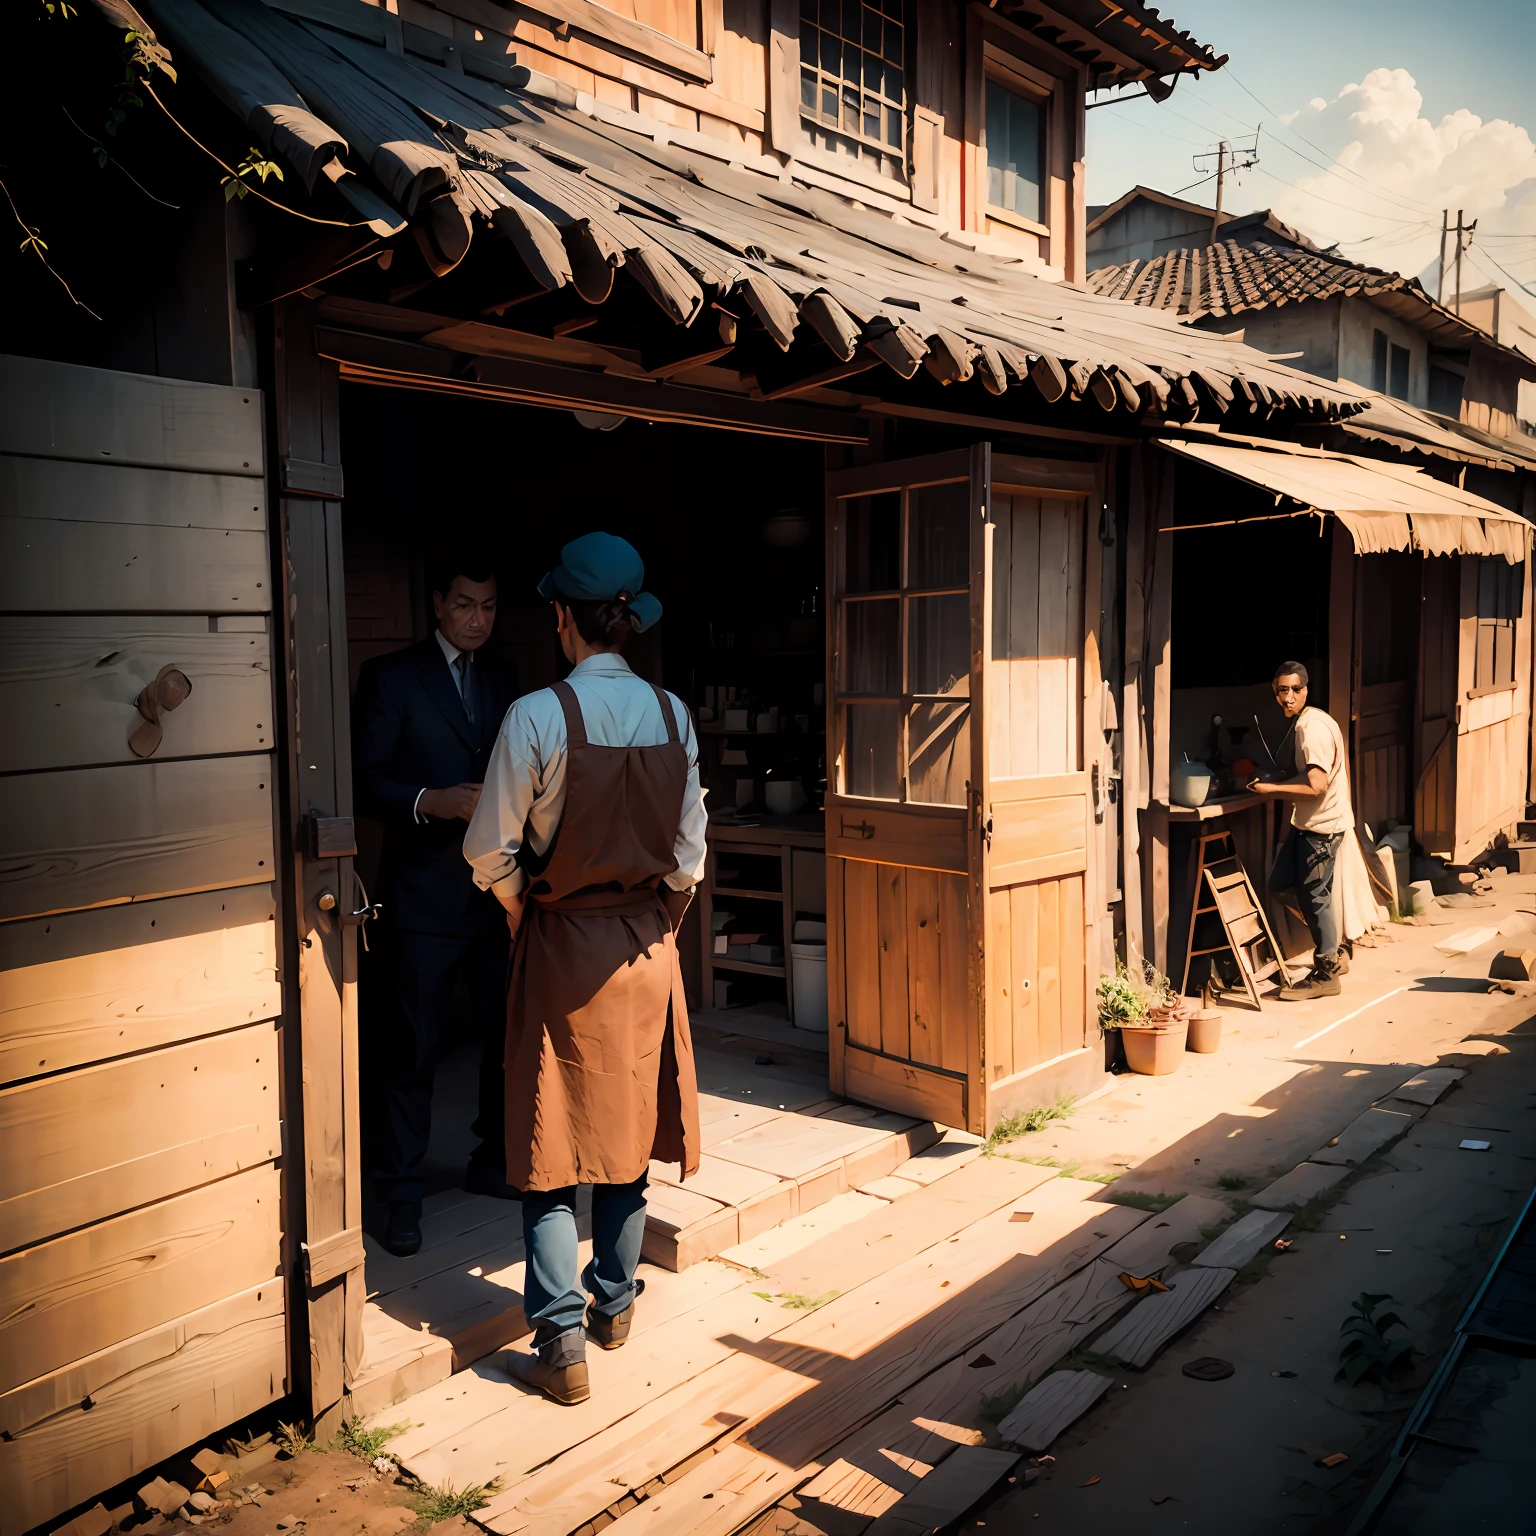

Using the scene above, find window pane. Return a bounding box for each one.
[864,8,881,51]
[907,701,970,806]
[1371,330,1388,392]
[887,103,902,147]
[843,703,900,799]
[908,480,969,588]
[985,79,1042,222]
[844,491,900,591]
[1389,343,1410,401]
[908,593,970,697]
[801,69,816,109]
[840,597,900,694]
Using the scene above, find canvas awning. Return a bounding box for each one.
[1156,434,1532,562]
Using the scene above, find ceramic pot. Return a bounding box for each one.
[1185,1008,1223,1053]
[1170,760,1213,808]
[1121,1021,1188,1075]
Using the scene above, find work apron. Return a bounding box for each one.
[504,678,700,1192]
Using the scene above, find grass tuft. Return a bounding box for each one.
[754,1290,839,1311]
[1058,1349,1121,1372]
[984,1094,1077,1153]
[978,1380,1030,1423]
[1216,1172,1248,1190]
[410,1480,503,1523]
[1105,1189,1185,1214]
[335,1418,408,1461]
[274,1420,310,1457]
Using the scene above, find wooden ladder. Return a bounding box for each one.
[1180,829,1289,1010]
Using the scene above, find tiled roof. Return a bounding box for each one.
[123,0,1363,430]
[1086,239,1421,318]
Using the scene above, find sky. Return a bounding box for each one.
[1085,0,1536,298]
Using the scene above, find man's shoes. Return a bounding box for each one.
[1278,966,1343,1001]
[464,1160,520,1201]
[383,1201,423,1257]
[506,1332,590,1405]
[587,1279,645,1350]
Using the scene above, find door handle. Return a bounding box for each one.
[840,816,875,840]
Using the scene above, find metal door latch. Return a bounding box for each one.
[841,817,875,840]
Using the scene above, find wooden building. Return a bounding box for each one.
[0,1,1530,1528]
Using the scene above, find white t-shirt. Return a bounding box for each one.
[1289,706,1352,835]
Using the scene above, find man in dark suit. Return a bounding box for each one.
[354,556,516,1256]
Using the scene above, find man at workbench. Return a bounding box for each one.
[1247,661,1353,1000]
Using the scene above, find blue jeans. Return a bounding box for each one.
[522,1173,649,1346]
[1269,827,1344,965]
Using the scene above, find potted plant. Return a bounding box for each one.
[1097,963,1190,1076]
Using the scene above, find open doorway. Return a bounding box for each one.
[338,385,833,1202]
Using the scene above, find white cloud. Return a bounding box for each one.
[1260,68,1536,294]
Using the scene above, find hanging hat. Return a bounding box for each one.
[537,532,662,632]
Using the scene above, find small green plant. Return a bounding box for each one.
[1216,1172,1248,1190]
[1096,962,1171,1029]
[223,148,285,202]
[275,1420,310,1457]
[753,1290,839,1311]
[984,1094,1077,1152]
[1002,1153,1082,1178]
[1057,1349,1120,1372]
[410,1479,503,1523]
[1337,1293,1414,1385]
[336,1418,408,1460]
[1105,1189,1185,1214]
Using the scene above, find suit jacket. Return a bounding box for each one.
[354,636,515,936]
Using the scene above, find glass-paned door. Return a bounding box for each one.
[824,447,989,1131]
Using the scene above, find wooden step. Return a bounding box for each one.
[358,1095,945,1374]
[346,1303,454,1419]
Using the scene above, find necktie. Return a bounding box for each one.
[455,652,476,729]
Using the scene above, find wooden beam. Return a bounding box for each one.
[314,327,868,442]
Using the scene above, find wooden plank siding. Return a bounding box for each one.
[0,354,286,1536]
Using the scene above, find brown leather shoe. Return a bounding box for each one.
[587,1279,644,1350]
[587,1303,634,1350]
[506,1335,590,1405]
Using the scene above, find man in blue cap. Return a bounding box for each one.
[464,532,706,1405]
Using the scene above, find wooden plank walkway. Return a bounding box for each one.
[354,1178,1268,1536]
[348,1048,940,1405]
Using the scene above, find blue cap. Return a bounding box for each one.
[537,532,662,632]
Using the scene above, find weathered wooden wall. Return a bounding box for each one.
[0,355,285,1535]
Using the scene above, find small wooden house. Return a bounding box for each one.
[1,1,1529,1528]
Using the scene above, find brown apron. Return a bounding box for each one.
[504,678,700,1191]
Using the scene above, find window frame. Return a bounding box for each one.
[1472,556,1523,694]
[833,478,974,807]
[979,56,1052,237]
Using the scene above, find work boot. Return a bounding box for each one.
[383,1201,422,1257]
[1278,961,1342,1001]
[463,1158,519,1201]
[506,1330,590,1405]
[587,1278,645,1350]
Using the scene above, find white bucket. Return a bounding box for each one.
[791,941,828,1033]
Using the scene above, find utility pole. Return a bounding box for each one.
[1438,209,1448,303]
[1454,209,1464,313]
[1192,137,1257,244]
[1210,140,1227,243]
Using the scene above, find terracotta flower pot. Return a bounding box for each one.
[1186,1008,1223,1053]
[1120,1020,1188,1075]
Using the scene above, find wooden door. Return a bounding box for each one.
[0,356,285,1532]
[981,476,1095,1120]
[1353,553,1419,832]
[825,449,988,1132]
[1416,555,1460,855]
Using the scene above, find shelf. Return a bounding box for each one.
[709,956,788,977]
[709,886,784,901]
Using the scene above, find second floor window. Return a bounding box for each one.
[984,77,1045,223]
[1475,557,1523,690]
[800,0,906,159]
[1372,329,1411,400]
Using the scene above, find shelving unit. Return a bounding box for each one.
[701,814,825,1022]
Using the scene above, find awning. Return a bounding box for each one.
[1156,434,1532,562]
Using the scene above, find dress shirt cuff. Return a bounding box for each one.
[488,868,528,898]
[412,788,427,825]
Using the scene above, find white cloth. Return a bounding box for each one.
[464,652,707,897]
[1290,706,1352,834]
